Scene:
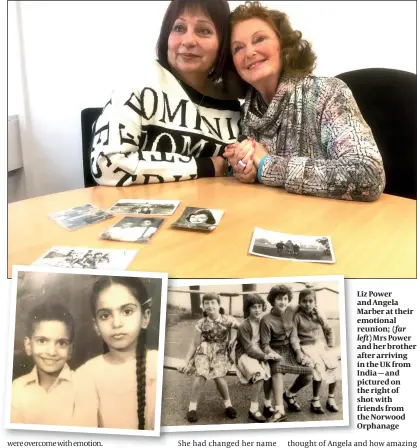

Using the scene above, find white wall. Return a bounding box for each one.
[12,0,417,198]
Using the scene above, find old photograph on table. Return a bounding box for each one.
[48,204,113,231]
[33,246,137,270]
[100,217,164,243]
[5,266,168,437]
[162,275,347,432]
[171,206,224,231]
[250,227,336,263]
[108,199,181,216]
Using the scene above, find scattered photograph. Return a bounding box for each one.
[6,266,168,436]
[100,217,164,243]
[48,204,113,231]
[33,246,137,270]
[162,275,347,432]
[249,228,335,263]
[108,199,181,216]
[171,207,224,231]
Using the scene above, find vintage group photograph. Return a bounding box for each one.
[161,276,347,432]
[34,246,137,270]
[108,199,181,216]
[48,204,113,231]
[250,228,336,263]
[100,217,164,243]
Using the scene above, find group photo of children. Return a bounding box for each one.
[7,268,167,436]
[162,279,347,431]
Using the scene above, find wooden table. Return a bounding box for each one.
[8,178,416,279]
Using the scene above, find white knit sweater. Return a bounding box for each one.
[91,61,241,186]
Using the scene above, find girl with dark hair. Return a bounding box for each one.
[234,294,279,423]
[185,208,217,230]
[76,276,157,430]
[178,293,240,423]
[260,285,313,422]
[224,1,385,202]
[91,0,241,187]
[291,288,339,414]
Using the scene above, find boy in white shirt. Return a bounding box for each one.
[11,303,79,426]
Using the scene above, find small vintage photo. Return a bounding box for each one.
[33,246,137,270]
[100,217,164,243]
[108,199,181,216]
[171,207,224,232]
[162,276,347,432]
[249,228,335,263]
[6,266,168,437]
[49,204,113,231]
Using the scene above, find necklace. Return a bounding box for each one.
[195,94,206,115]
[177,77,207,114]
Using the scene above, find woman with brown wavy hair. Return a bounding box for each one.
[224,1,385,202]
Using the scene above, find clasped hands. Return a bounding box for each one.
[223,137,268,183]
[264,352,282,362]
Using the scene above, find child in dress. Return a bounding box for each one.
[235,294,280,422]
[11,303,78,426]
[291,288,339,414]
[260,285,313,422]
[76,276,158,430]
[178,293,240,423]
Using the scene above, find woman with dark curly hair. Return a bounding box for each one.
[224,1,385,202]
[260,284,313,422]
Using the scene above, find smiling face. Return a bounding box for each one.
[24,321,72,376]
[273,293,289,313]
[202,298,220,317]
[168,9,220,79]
[299,293,315,315]
[93,284,150,352]
[189,213,208,224]
[231,17,282,89]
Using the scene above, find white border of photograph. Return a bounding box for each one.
[108,199,181,216]
[5,265,168,438]
[162,275,348,433]
[249,227,336,264]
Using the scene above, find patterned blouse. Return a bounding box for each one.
[241,74,386,201]
[196,314,240,345]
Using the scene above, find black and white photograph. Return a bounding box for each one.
[48,204,113,231]
[161,276,347,432]
[33,246,137,270]
[171,207,224,231]
[249,228,336,263]
[108,199,181,216]
[6,266,168,436]
[100,217,164,243]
